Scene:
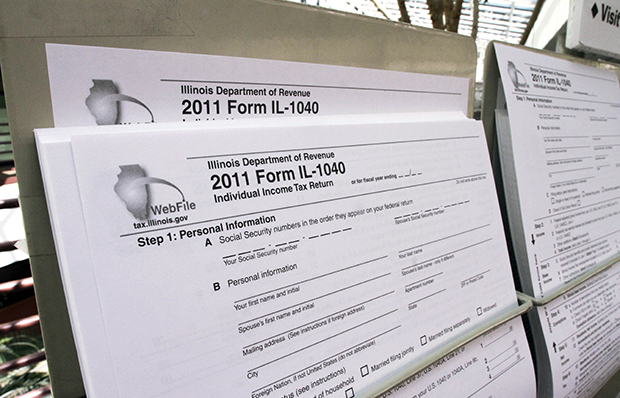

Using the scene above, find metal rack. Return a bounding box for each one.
[358,296,533,397]
[518,254,620,306]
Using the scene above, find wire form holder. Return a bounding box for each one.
[519,254,620,307]
[357,295,533,398]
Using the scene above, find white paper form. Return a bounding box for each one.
[45,44,469,127]
[40,115,526,397]
[534,261,620,398]
[494,43,620,298]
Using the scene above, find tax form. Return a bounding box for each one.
[45,44,469,127]
[533,262,620,398]
[493,43,620,397]
[42,44,534,398]
[36,114,534,397]
[494,43,620,298]
[378,318,533,398]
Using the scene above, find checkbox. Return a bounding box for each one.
[477,307,483,316]
[420,335,427,346]
[345,387,355,398]
[360,365,369,377]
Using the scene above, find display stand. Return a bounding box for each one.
[36,113,536,398]
[358,297,532,397]
[0,1,481,397]
[481,41,620,398]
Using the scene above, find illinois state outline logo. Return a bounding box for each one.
[114,164,187,220]
[85,80,154,125]
[507,61,529,92]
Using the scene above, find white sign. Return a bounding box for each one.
[567,0,620,58]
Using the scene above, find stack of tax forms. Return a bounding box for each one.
[490,42,620,397]
[35,113,535,398]
[40,45,534,398]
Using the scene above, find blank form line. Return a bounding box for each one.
[239,273,391,325]
[248,309,398,372]
[405,273,443,288]
[467,357,525,398]
[549,167,594,176]
[546,146,591,151]
[243,291,394,349]
[270,239,301,249]
[251,325,401,394]
[408,289,446,308]
[544,136,590,139]
[546,156,592,164]
[484,328,513,348]
[460,269,491,285]
[399,224,489,253]
[489,341,517,363]
[142,327,220,358]
[402,239,492,272]
[490,351,519,371]
[234,255,386,303]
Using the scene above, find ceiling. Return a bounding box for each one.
[284,0,539,79]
